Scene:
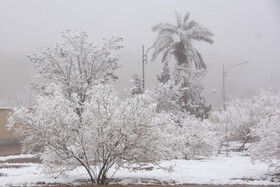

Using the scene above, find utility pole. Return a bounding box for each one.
[222,60,249,157]
[141,45,154,90]
[142,45,145,90]
[222,61,249,110]
[222,64,226,110]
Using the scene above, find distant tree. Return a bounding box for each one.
[130,74,143,95]
[214,90,280,151]
[152,12,213,69]
[15,86,36,107]
[0,86,35,108]
[151,12,212,119]
[0,97,10,107]
[157,62,170,84]
[150,64,211,119]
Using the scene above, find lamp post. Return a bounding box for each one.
[222,61,250,110]
[222,60,249,156]
[142,45,154,90]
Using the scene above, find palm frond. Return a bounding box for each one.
[189,25,214,44]
[188,47,206,70]
[151,11,213,69]
[175,12,182,28]
[152,36,173,61]
[161,48,172,62]
[152,23,163,31]
[183,12,190,24]
[183,20,198,31]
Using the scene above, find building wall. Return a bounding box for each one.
[0,108,19,145]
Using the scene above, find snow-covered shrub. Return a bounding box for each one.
[157,62,170,84]
[156,112,218,159]
[8,83,169,184]
[150,64,211,119]
[213,90,280,151]
[149,80,182,113]
[250,112,280,171]
[148,64,216,158]
[175,113,218,159]
[249,91,280,170]
[210,110,230,153]
[130,74,143,95]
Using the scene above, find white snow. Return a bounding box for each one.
[0,154,35,162]
[0,152,279,186]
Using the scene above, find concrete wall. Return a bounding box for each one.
[0,108,20,145]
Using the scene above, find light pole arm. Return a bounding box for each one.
[142,45,154,90]
[145,46,154,63]
[222,60,249,157]
[222,60,250,110]
[225,61,249,71]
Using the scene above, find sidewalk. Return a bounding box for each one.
[0,144,21,156]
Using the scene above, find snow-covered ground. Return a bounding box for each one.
[0,152,279,186]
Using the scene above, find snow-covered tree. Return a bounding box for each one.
[151,12,212,118]
[173,65,211,119]
[130,74,143,95]
[156,112,218,159]
[249,91,280,170]
[157,62,170,84]
[150,64,210,118]
[28,28,123,102]
[7,83,170,184]
[152,12,213,69]
[250,111,280,171]
[211,109,233,154]
[213,90,280,151]
[149,80,181,113]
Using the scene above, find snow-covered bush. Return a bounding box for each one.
[214,90,280,151]
[148,64,215,158]
[155,112,218,159]
[249,91,280,170]
[149,80,182,113]
[250,112,280,171]
[210,110,231,153]
[8,83,169,184]
[130,74,143,95]
[175,113,218,159]
[157,62,170,84]
[150,64,211,119]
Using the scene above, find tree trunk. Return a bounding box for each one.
[239,136,250,151]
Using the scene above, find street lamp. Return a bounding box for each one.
[222,61,250,110]
[142,45,154,90]
[222,60,249,157]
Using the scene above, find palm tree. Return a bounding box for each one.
[152,12,214,69]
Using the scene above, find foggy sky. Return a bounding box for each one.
[0,0,280,107]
